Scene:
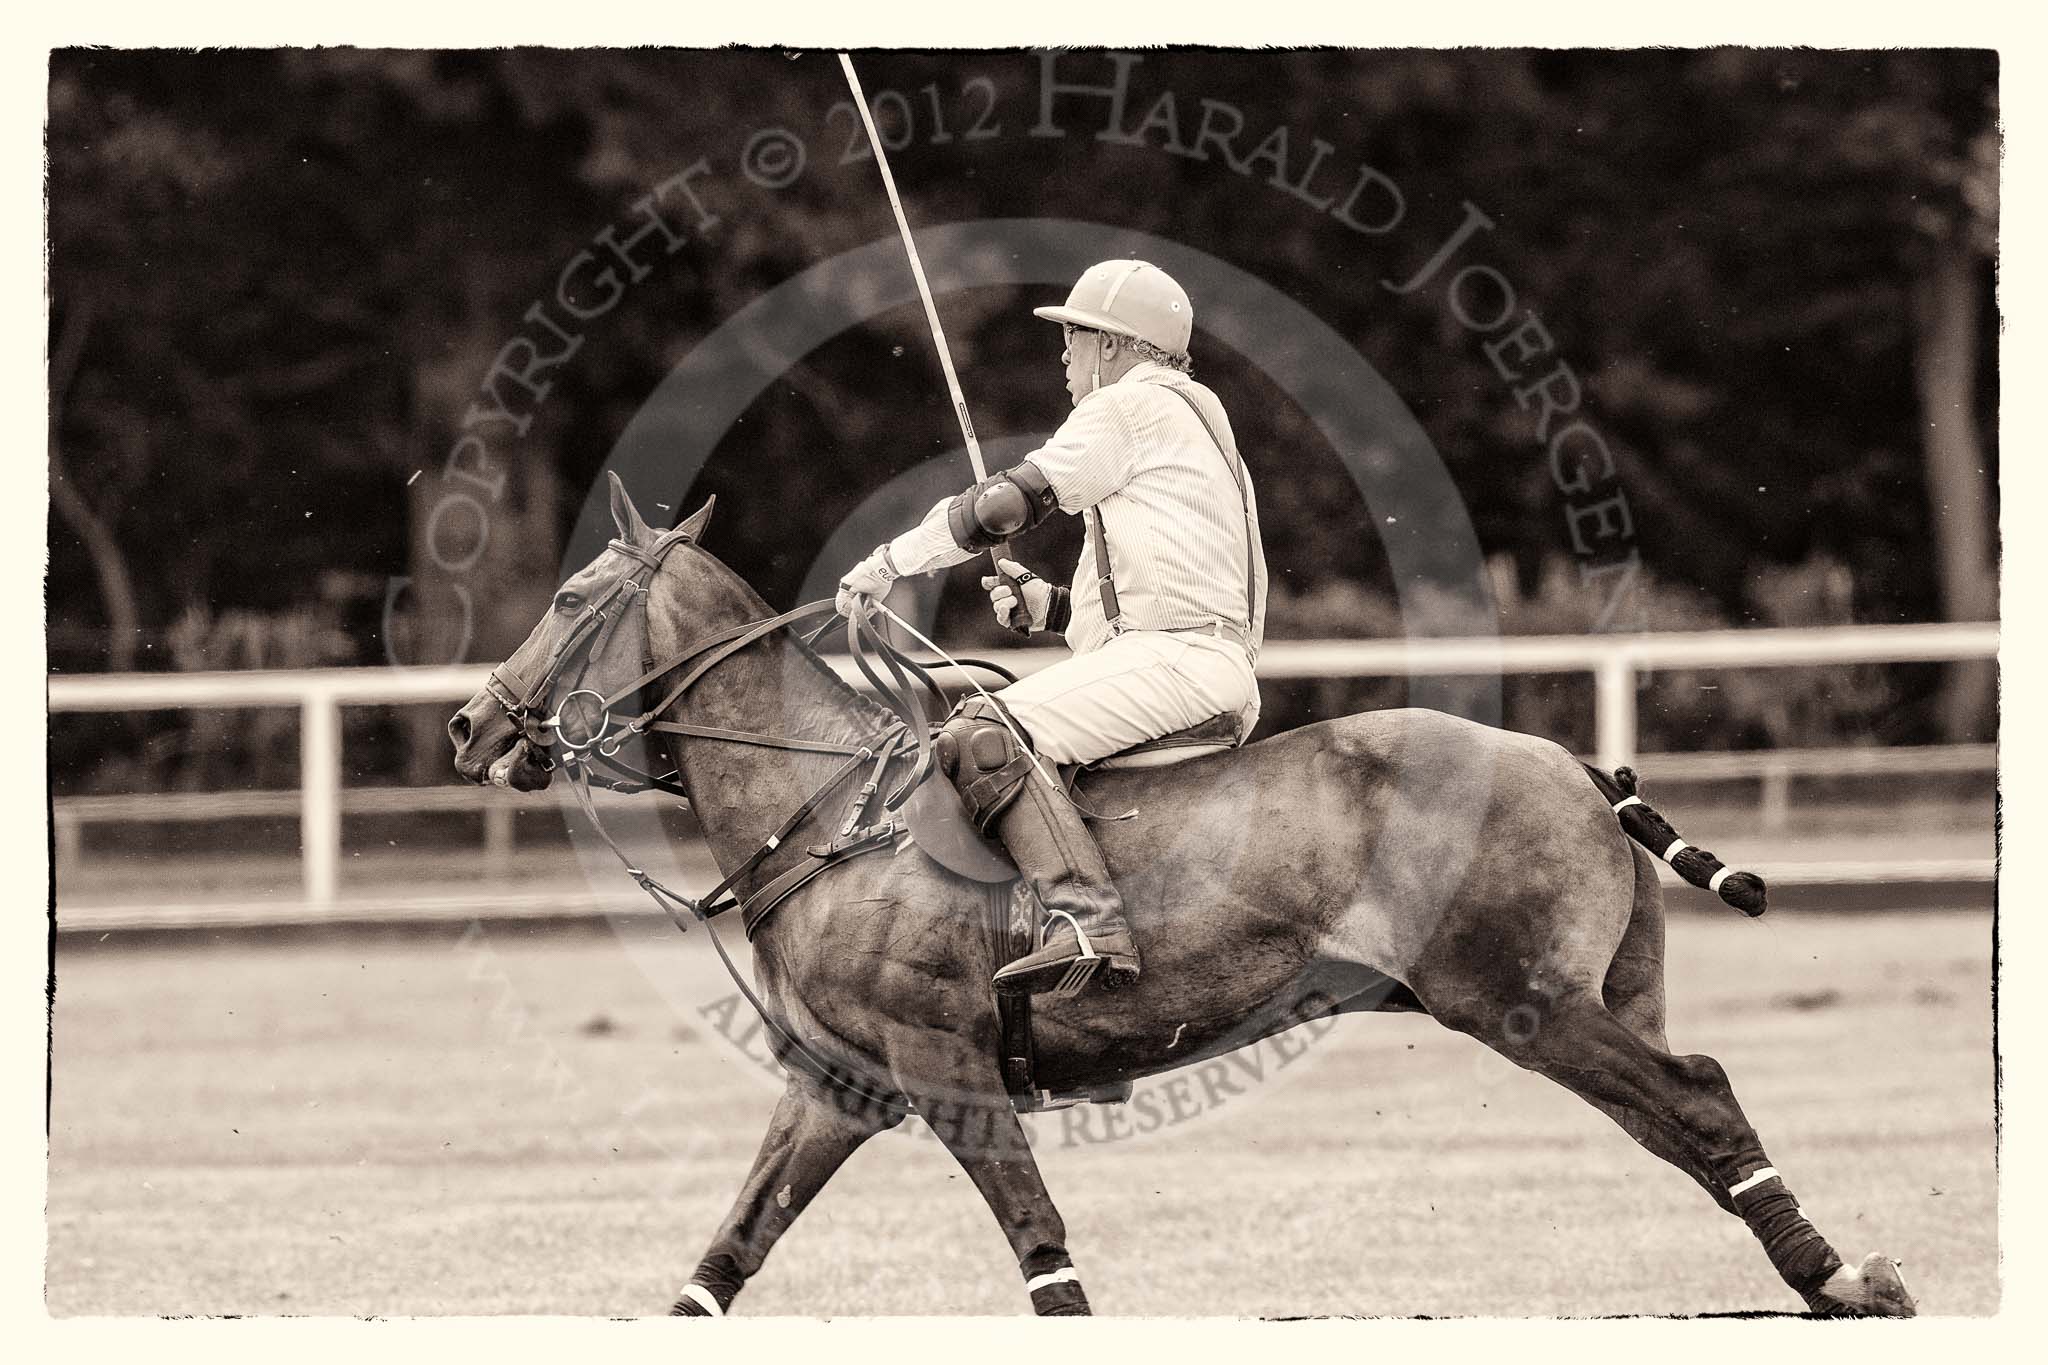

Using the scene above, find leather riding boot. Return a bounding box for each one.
[989,765,1140,999]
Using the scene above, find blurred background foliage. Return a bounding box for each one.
[46,48,1997,791]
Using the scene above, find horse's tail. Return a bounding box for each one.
[1580,762,1768,917]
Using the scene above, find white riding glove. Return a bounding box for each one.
[835,546,898,618]
[981,558,1052,632]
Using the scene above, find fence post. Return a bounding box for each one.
[484,800,514,863]
[1760,759,1792,833]
[55,812,83,874]
[1594,651,1637,773]
[302,689,341,907]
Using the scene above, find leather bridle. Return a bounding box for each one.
[481,537,656,769]
[479,522,1001,927]
[475,529,1026,1111]
[484,527,858,787]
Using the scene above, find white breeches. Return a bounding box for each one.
[994,630,1260,766]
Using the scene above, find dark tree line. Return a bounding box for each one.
[47,49,1996,787]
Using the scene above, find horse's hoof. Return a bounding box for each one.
[1804,1252,1918,1317]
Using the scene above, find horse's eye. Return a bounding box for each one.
[554,590,583,613]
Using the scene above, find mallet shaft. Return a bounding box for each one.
[838,54,986,481]
[838,54,1026,631]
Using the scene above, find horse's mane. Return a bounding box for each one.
[662,537,900,736]
[784,617,903,734]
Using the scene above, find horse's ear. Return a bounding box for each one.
[674,495,715,542]
[606,470,652,545]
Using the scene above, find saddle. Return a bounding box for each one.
[900,710,1244,883]
[1087,711,1242,770]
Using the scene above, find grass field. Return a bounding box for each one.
[47,904,1996,1317]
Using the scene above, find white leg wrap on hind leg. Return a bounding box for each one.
[1728,1166,1781,1198]
[1026,1267,1081,1293]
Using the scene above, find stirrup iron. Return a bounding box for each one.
[1046,908,1101,1000]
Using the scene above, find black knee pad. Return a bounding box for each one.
[940,695,1036,830]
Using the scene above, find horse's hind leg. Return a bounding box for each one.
[672,1079,904,1315]
[1580,846,1736,1212]
[1418,968,1914,1316]
[1580,854,1912,1312]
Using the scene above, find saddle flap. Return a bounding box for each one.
[900,769,1019,883]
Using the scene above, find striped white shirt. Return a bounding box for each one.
[887,361,1267,657]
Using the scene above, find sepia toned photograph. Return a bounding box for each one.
[44,43,1998,1319]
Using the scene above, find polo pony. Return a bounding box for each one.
[446,473,1915,1318]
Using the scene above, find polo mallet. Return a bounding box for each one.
[837,53,1030,636]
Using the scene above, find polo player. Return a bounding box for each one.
[837,259,1269,998]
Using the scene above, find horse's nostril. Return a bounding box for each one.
[448,712,472,749]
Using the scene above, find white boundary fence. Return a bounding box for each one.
[49,621,1997,909]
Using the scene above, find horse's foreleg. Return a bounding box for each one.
[672,1080,903,1316]
[905,1064,1091,1316]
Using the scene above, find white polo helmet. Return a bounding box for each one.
[1033,259,1192,358]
